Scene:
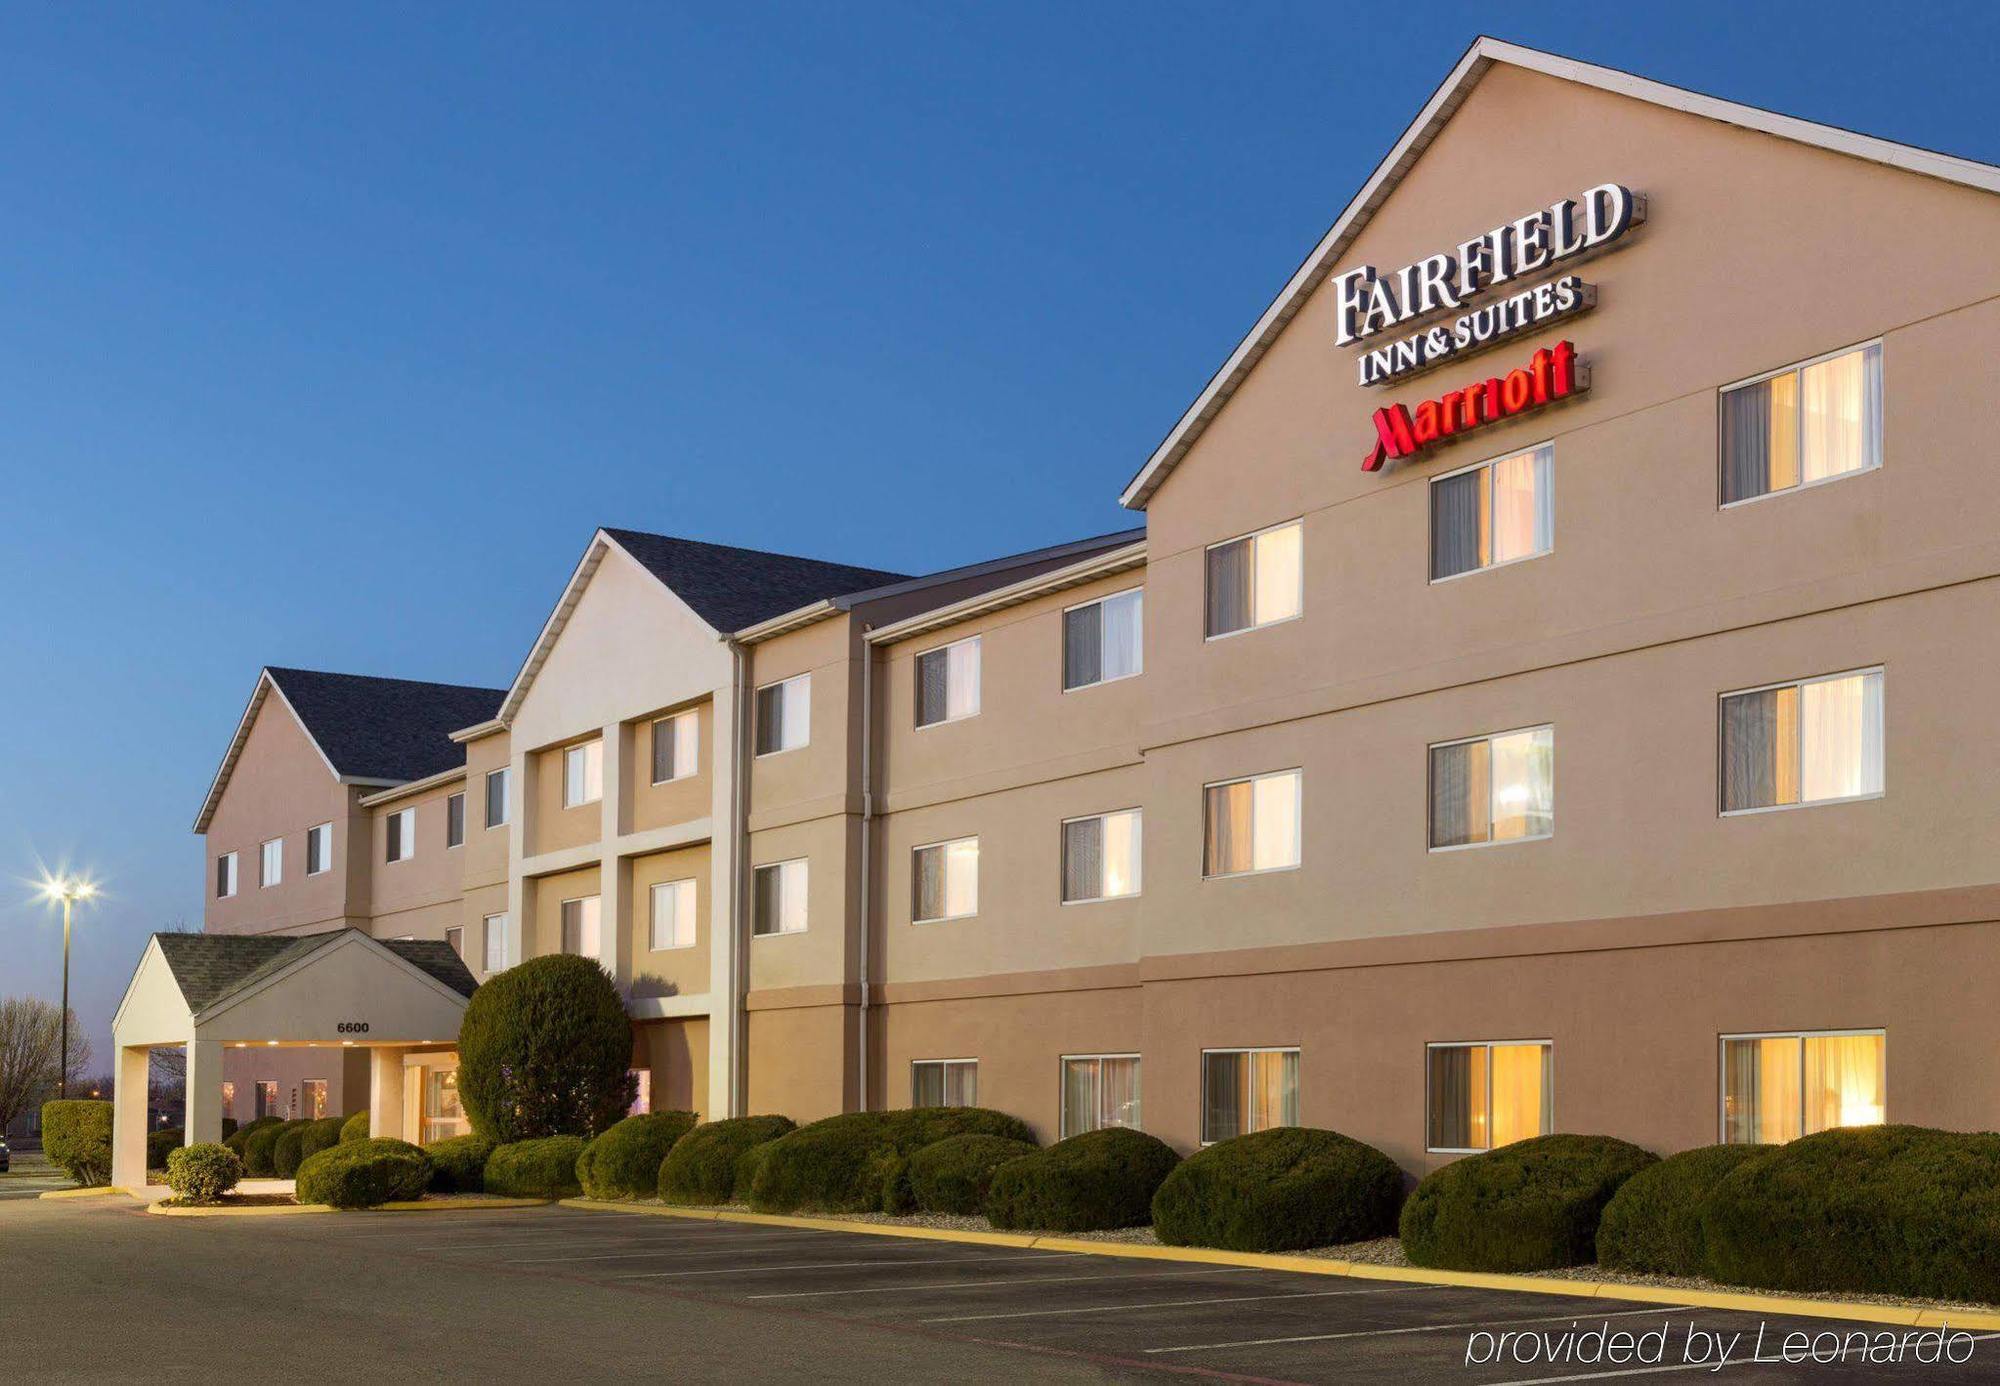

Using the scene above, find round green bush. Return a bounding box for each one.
[1152,1127,1406,1252]
[749,1108,1035,1215]
[425,1134,498,1193]
[457,954,636,1142]
[1401,1134,1657,1272]
[147,1127,184,1171]
[272,1121,316,1178]
[299,1116,348,1163]
[484,1136,588,1200]
[659,1116,796,1206]
[339,1111,370,1144]
[986,1127,1180,1232]
[576,1112,697,1201]
[222,1117,239,1140]
[165,1144,243,1204]
[225,1115,280,1156]
[295,1138,432,1209]
[1597,1144,1769,1276]
[734,1139,780,1205]
[241,1121,287,1176]
[41,1100,114,1186]
[909,1133,1037,1215]
[1702,1125,2000,1301]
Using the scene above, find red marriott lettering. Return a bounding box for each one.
[1362,340,1587,471]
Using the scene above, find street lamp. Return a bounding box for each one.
[39,876,96,1100]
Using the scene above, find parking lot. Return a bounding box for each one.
[8,1199,2000,1383]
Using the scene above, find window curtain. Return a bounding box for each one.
[1062,1059,1100,1138]
[1063,605,1101,690]
[1206,539,1251,636]
[1489,727,1553,841]
[1101,589,1143,680]
[1204,781,1254,875]
[1249,1050,1299,1132]
[916,649,949,726]
[943,838,979,918]
[1489,1044,1549,1148]
[1101,809,1140,897]
[1802,346,1881,483]
[913,846,942,920]
[944,1062,976,1107]
[1063,817,1103,902]
[912,1063,944,1107]
[1101,1056,1140,1130]
[1801,672,1882,803]
[1489,448,1553,565]
[1252,524,1302,625]
[1722,375,1777,503]
[1251,771,1300,870]
[1721,686,1803,810]
[755,684,784,754]
[1723,1037,1801,1144]
[1429,740,1491,847]
[946,639,980,719]
[753,866,780,935]
[1202,1051,1244,1142]
[1804,1033,1885,1133]
[1431,469,1483,579]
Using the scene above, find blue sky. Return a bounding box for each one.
[3,2,1995,1065]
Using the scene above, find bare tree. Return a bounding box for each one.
[0,997,93,1130]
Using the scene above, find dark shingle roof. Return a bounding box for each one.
[601,528,910,632]
[265,668,505,783]
[155,929,477,1015]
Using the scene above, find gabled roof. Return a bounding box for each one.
[1120,35,2000,511]
[153,928,478,1016]
[193,667,504,832]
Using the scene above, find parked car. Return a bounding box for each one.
[0,1138,11,1172]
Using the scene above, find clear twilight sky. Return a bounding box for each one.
[2,3,1994,1066]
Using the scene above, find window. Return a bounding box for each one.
[444,926,463,961]
[560,896,601,957]
[915,636,981,728]
[254,1080,279,1119]
[1722,1031,1884,1144]
[1430,444,1553,581]
[1427,1041,1552,1153]
[1062,810,1141,903]
[1061,1055,1141,1138]
[420,1067,469,1145]
[301,1079,328,1120]
[485,767,510,829]
[482,913,506,973]
[1064,589,1144,691]
[1201,1048,1298,1143]
[912,1059,977,1108]
[259,838,283,888]
[306,823,332,876]
[386,808,416,863]
[446,792,465,848]
[1720,668,1883,813]
[912,837,979,923]
[1721,342,1882,505]
[220,1081,235,1122]
[755,675,811,755]
[1430,725,1554,849]
[216,852,238,899]
[1205,520,1302,638]
[649,879,696,950]
[651,710,699,784]
[564,739,604,808]
[1202,770,1301,877]
[752,859,808,936]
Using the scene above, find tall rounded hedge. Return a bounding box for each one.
[339,1112,370,1144]
[242,1121,287,1176]
[41,1100,114,1186]
[272,1121,316,1178]
[749,1108,1035,1215]
[226,1115,280,1156]
[484,1135,588,1200]
[1597,1144,1769,1277]
[659,1116,796,1206]
[986,1127,1180,1233]
[425,1134,497,1193]
[1401,1135,1656,1272]
[299,1116,349,1164]
[1702,1125,2000,1302]
[577,1112,698,1200]
[457,954,637,1142]
[296,1138,432,1208]
[165,1144,243,1203]
[1153,1127,1406,1252]
[734,1139,781,1205]
[909,1134,1037,1215]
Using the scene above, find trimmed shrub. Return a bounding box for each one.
[1702,1125,2000,1302]
[749,1108,1036,1215]
[659,1116,796,1206]
[340,1111,370,1144]
[242,1121,288,1176]
[1401,1134,1656,1272]
[272,1120,316,1178]
[295,1138,432,1209]
[577,1112,698,1201]
[41,1100,114,1186]
[909,1134,1037,1215]
[1597,1144,1770,1276]
[1153,1127,1406,1253]
[425,1134,497,1194]
[147,1127,184,1171]
[457,954,636,1142]
[165,1144,243,1204]
[733,1139,780,1205]
[225,1115,280,1156]
[986,1128,1180,1233]
[299,1117,348,1163]
[484,1136,588,1200]
[222,1117,239,1140]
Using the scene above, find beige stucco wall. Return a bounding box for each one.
[627,844,712,997]
[529,864,602,958]
[636,1017,710,1118]
[628,699,713,834]
[459,730,512,890]
[366,778,468,939]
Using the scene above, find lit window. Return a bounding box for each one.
[1062,810,1141,902]
[912,1059,977,1108]
[259,838,283,888]
[254,1080,278,1119]
[1721,668,1883,813]
[1205,521,1302,638]
[752,859,807,936]
[755,675,811,755]
[220,1081,235,1122]
[1201,1048,1298,1143]
[485,768,510,829]
[385,808,416,863]
[1064,589,1144,691]
[649,879,697,950]
[564,740,604,808]
[1722,1031,1885,1144]
[915,636,981,728]
[482,913,506,973]
[1061,1055,1141,1138]
[651,710,699,784]
[1202,770,1301,877]
[559,895,601,957]
[216,852,238,899]
[306,823,332,875]
[1427,1041,1552,1153]
[912,837,979,923]
[301,1079,328,1120]
[420,1067,469,1145]
[1721,342,1881,505]
[446,792,465,848]
[1430,725,1554,849]
[1431,444,1553,582]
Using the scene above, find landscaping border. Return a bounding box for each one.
[146,1195,547,1218]
[560,1198,2000,1333]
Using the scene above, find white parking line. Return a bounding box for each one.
[1146,1303,1695,1355]
[1492,1330,2000,1385]
[614,1252,1089,1280]
[746,1265,1268,1300]
[921,1282,1443,1324]
[507,1235,983,1265]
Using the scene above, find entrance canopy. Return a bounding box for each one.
[109,929,476,1190]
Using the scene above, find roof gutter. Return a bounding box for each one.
[864,540,1147,647]
[356,765,468,808]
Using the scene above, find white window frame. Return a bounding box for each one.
[559,895,602,957]
[1427,441,1555,585]
[216,852,239,899]
[1203,519,1304,642]
[651,710,700,785]
[914,635,982,730]
[1060,809,1143,905]
[305,823,332,876]
[386,808,416,864]
[259,838,283,889]
[1060,1053,1142,1139]
[563,739,604,809]
[1200,768,1303,880]
[1061,587,1145,693]
[1718,338,1884,511]
[445,792,465,849]
[1424,1038,1554,1156]
[1427,723,1556,852]
[1717,1027,1886,1144]
[482,913,507,973]
[1717,666,1885,816]
[752,858,809,937]
[755,675,812,757]
[648,878,698,951]
[911,1058,979,1108]
[485,767,510,829]
[910,836,979,924]
[1198,1045,1300,1146]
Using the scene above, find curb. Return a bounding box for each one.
[558,1199,2000,1333]
[146,1195,547,1218]
[37,1186,126,1201]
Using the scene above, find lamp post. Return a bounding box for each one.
[40,877,96,1100]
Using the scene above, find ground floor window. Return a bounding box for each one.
[1201,1047,1298,1143]
[912,1058,977,1108]
[420,1066,470,1145]
[1721,1030,1884,1144]
[220,1081,235,1122]
[302,1079,328,1120]
[254,1080,279,1119]
[1427,1041,1552,1153]
[629,1070,652,1116]
[1061,1055,1141,1138]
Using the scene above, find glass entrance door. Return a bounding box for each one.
[420,1067,469,1145]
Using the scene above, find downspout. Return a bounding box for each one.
[728,638,751,1116]
[856,626,874,1113]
